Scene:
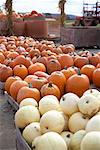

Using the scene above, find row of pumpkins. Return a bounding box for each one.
[15,89,100,150]
[0,36,100,149]
[0,10,44,20]
[0,36,100,101]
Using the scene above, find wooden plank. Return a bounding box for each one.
[0,81,5,95]
[5,92,19,111]
[16,127,31,150]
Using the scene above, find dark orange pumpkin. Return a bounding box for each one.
[66,70,90,97]
[89,53,100,67]
[74,56,89,68]
[92,68,100,87]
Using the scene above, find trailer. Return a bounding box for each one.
[74,1,100,26]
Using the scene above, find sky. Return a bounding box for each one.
[0,0,99,16]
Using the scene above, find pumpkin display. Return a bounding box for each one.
[39,95,61,115]
[66,70,90,97]
[17,86,40,103]
[32,132,67,150]
[68,112,89,133]
[22,122,41,145]
[78,94,100,117]
[81,131,100,150]
[69,130,86,150]
[19,98,38,108]
[60,93,79,116]
[15,105,40,128]
[40,110,65,134]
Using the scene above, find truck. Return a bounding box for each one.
[74,1,100,26]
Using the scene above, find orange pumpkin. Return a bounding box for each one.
[34,71,49,79]
[66,70,90,97]
[17,86,40,103]
[81,64,96,83]
[29,48,40,58]
[10,80,28,100]
[7,51,19,59]
[0,65,13,82]
[74,56,89,68]
[57,54,74,69]
[40,82,61,99]
[92,68,100,87]
[0,52,5,63]
[28,62,46,75]
[28,76,48,90]
[24,75,37,84]
[13,64,28,79]
[61,67,76,81]
[89,53,100,67]
[13,55,32,68]
[4,76,21,94]
[48,71,66,95]
[47,59,61,74]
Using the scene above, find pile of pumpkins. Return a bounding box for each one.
[15,89,100,150]
[0,36,100,101]
[0,36,100,149]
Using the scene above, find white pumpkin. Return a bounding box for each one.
[81,131,100,150]
[19,98,38,108]
[39,95,61,115]
[83,89,100,97]
[60,93,79,116]
[68,112,89,133]
[86,115,100,132]
[15,106,40,128]
[22,122,41,145]
[60,112,69,131]
[32,136,41,150]
[61,131,73,148]
[32,132,67,150]
[78,94,100,117]
[40,110,65,134]
[69,130,86,150]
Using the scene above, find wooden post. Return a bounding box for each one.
[5,0,13,35]
[58,0,66,27]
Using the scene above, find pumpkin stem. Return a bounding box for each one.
[77,68,81,75]
[66,134,70,138]
[63,66,67,70]
[91,53,95,56]
[28,83,33,88]
[90,89,93,93]
[48,82,53,88]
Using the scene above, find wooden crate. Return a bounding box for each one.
[61,27,100,48]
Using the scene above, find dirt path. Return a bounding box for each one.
[0,94,16,150]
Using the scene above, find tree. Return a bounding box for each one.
[58,0,66,27]
[5,0,13,35]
